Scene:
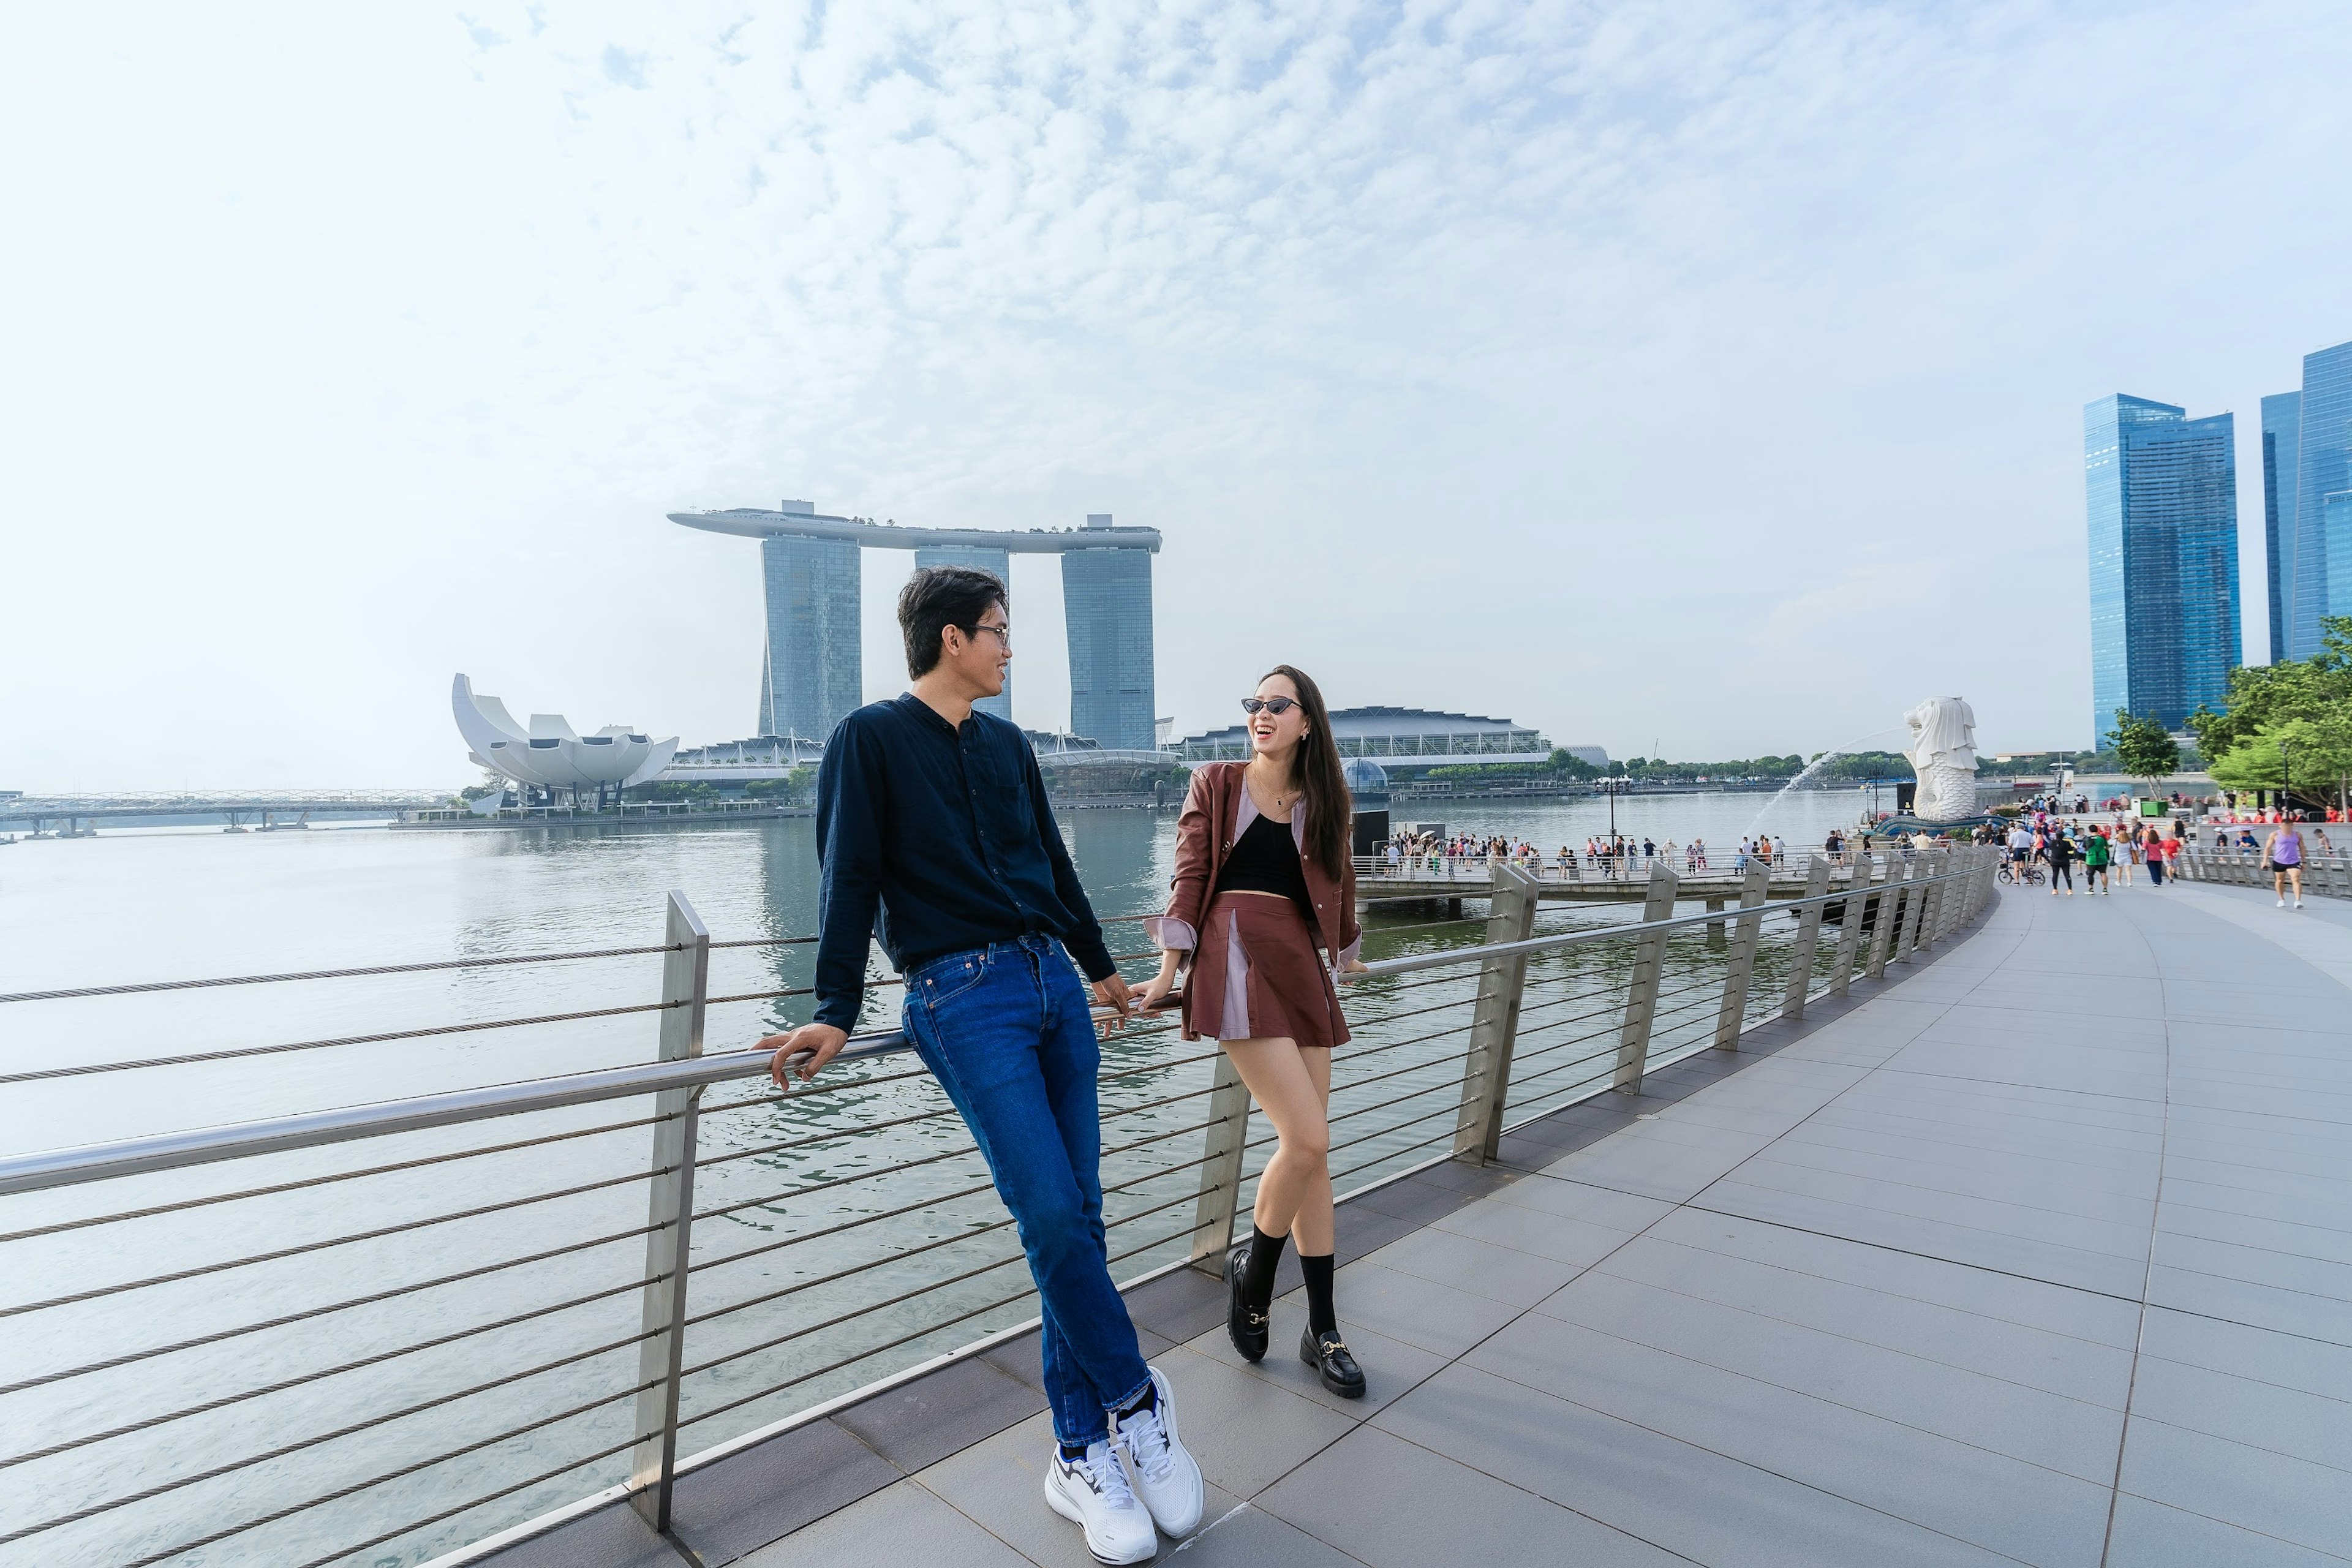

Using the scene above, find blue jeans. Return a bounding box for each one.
[902,934,1151,1447]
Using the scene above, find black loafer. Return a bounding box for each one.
[1300,1327,1365,1398]
[1226,1242,1268,1362]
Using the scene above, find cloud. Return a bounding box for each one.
[1,1,2348,783]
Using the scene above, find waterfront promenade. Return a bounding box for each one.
[484,875,2352,1567]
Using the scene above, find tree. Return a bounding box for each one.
[2211,717,2352,813]
[2109,710,2179,797]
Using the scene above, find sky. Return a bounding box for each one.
[4,1,2349,790]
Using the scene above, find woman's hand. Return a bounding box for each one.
[1340,959,1370,978]
[1137,954,1182,1013]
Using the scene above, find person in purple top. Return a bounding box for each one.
[2264,820,2305,910]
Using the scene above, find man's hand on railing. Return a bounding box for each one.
[1338,959,1370,982]
[1092,973,1136,1034]
[763,1022,848,1087]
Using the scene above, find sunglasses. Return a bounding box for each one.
[1240,696,1297,715]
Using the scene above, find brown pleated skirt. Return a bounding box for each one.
[1183,892,1351,1049]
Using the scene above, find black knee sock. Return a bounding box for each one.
[1300,1253,1336,1336]
[1242,1223,1287,1310]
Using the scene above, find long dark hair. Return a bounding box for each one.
[1262,663,1351,878]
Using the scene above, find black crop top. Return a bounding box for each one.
[1218,812,1316,925]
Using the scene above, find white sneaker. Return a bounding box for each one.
[1117,1365,1205,1539]
[2278,898,2286,908]
[1046,1439,1157,1564]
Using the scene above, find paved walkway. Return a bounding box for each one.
[505,877,2352,1567]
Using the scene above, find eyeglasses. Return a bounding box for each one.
[960,623,1012,648]
[1240,696,1297,715]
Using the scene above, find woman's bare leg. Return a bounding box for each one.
[1222,1037,1334,1254]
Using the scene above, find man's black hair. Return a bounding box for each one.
[899,565,1008,679]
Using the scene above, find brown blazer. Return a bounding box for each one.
[1147,761,1362,972]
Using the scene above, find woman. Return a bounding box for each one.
[2264,818,2305,909]
[1139,666,1370,1398]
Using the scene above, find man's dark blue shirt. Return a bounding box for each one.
[811,693,1115,1031]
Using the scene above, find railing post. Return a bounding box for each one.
[1917,850,1949,947]
[1899,851,1936,956]
[1830,853,1871,995]
[1713,862,1771,1048]
[1187,1052,1252,1269]
[1454,862,1542,1163]
[631,892,709,1533]
[1613,865,1680,1095]
[1865,858,1908,979]
[1781,856,1834,1020]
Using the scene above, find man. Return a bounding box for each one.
[2082,826,2110,895]
[2007,820,2034,884]
[760,567,1202,1564]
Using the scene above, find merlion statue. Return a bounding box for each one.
[1903,697,1979,823]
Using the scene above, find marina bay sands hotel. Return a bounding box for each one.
[669,502,1160,750]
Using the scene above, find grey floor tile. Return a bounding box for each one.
[2159,1200,2352,1268]
[2103,1493,2351,1568]
[1321,1257,1524,1357]
[1541,1123,1776,1204]
[1463,1310,2114,1566]
[832,1353,1048,1474]
[670,1417,903,1565]
[1256,1424,1689,1567]
[1535,1268,2125,1482]
[1373,1362,2023,1568]
[2140,1308,2352,1405]
[2118,1415,2352,1559]
[478,1501,680,1568]
[1427,1195,1645,1268]
[1594,1234,2135,1407]
[1483,1171,1675,1233]
[1697,1177,2151,1298]
[1743,1140,2158,1226]
[1359,1223,1586,1308]
[2128,1355,2352,1472]
[2149,1265,2352,1349]
[1168,1502,1373,1566]
[737,1477,1031,1567]
[1645,1207,2144,1346]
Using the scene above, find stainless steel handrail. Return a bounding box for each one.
[0,861,1975,1200]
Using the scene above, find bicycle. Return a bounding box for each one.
[1996,861,2045,887]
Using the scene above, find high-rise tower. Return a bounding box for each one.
[1061,514,1158,751]
[2290,340,2352,662]
[756,502,862,740]
[2262,391,2302,665]
[2084,396,2241,744]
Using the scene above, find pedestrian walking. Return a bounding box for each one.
[1138,665,1370,1402]
[762,567,1205,1564]
[2264,820,2306,909]
[2082,827,2110,894]
[2046,829,2076,895]
[2144,824,2167,887]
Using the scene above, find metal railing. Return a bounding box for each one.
[0,850,1996,1567]
[2171,847,2352,898]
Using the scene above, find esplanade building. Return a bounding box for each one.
[670,502,1159,751]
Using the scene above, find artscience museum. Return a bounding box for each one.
[452,675,679,807]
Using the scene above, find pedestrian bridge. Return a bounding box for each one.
[10,855,2352,1565]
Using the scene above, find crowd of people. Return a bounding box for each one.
[1986,805,2329,908]
[1374,829,1797,880]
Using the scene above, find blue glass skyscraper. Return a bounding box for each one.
[757,502,863,739]
[2084,396,2241,744]
[1062,514,1158,750]
[2288,339,2352,661]
[2262,391,2301,665]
